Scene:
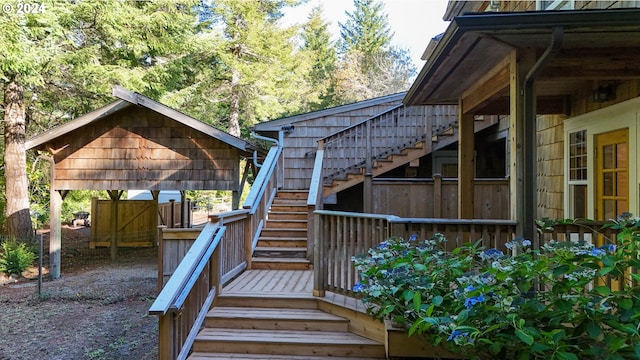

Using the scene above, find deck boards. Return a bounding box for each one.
[223,270,313,296]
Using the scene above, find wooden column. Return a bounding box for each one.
[458,99,475,219]
[509,49,536,238]
[108,190,123,261]
[363,120,373,213]
[49,188,62,280]
[433,173,442,218]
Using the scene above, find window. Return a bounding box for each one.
[536,0,574,10]
[568,130,587,218]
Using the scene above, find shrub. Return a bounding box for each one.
[352,214,640,359]
[0,240,36,275]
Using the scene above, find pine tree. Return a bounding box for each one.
[301,5,338,110]
[0,0,198,238]
[335,0,416,101]
[165,0,308,137]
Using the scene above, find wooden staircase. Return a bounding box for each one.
[323,115,499,197]
[251,191,311,270]
[188,272,385,359]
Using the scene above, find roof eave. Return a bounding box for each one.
[404,8,640,106]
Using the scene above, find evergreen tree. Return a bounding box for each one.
[335,0,416,101]
[301,5,338,110]
[166,0,310,137]
[0,0,198,237]
[339,0,393,70]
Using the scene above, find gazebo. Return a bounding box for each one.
[26,86,258,279]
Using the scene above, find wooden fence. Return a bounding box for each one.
[312,210,518,298]
[371,176,509,219]
[90,199,188,249]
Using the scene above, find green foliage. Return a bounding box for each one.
[353,214,640,359]
[0,240,36,275]
[334,0,415,102]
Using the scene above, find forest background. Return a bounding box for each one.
[0,0,420,240]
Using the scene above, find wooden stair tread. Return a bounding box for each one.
[196,328,380,345]
[254,246,306,252]
[189,353,383,359]
[252,257,310,263]
[208,307,346,321]
[259,236,307,240]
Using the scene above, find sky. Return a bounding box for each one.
[282,0,451,69]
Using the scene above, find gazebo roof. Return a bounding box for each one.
[27,86,257,155]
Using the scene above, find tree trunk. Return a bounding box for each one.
[4,81,34,240]
[228,69,241,137]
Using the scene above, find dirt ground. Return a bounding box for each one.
[0,226,159,360]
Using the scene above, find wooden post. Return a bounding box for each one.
[433,173,442,218]
[49,188,62,280]
[363,121,373,213]
[243,214,253,269]
[180,191,186,228]
[509,49,536,238]
[157,225,166,292]
[313,212,325,297]
[458,99,475,219]
[169,199,175,229]
[108,190,122,261]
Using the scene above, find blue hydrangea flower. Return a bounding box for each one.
[599,244,616,253]
[447,330,463,341]
[377,241,389,250]
[353,282,366,292]
[522,239,532,247]
[464,295,485,309]
[590,248,606,257]
[409,234,418,242]
[479,248,504,261]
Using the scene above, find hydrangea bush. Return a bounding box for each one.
[352,214,640,360]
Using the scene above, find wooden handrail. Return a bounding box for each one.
[150,221,225,360]
[243,145,281,213]
[307,149,325,207]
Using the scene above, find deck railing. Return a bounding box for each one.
[312,209,517,297]
[242,145,283,264]
[150,144,282,360]
[319,105,457,184]
[149,221,225,360]
[306,149,325,259]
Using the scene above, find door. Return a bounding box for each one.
[595,128,629,221]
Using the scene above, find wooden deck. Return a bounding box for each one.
[222,269,314,296]
[222,269,368,312]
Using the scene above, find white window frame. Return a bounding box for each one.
[563,97,640,220]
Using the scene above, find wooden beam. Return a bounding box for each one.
[541,47,640,80]
[461,57,511,114]
[473,96,570,115]
[458,100,475,219]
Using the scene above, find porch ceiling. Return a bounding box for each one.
[404,8,640,113]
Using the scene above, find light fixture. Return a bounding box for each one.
[593,85,615,103]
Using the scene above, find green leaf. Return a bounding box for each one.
[594,286,612,296]
[402,290,414,302]
[515,329,534,345]
[432,295,443,306]
[556,351,579,360]
[412,292,421,311]
[586,320,603,340]
[618,298,633,310]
